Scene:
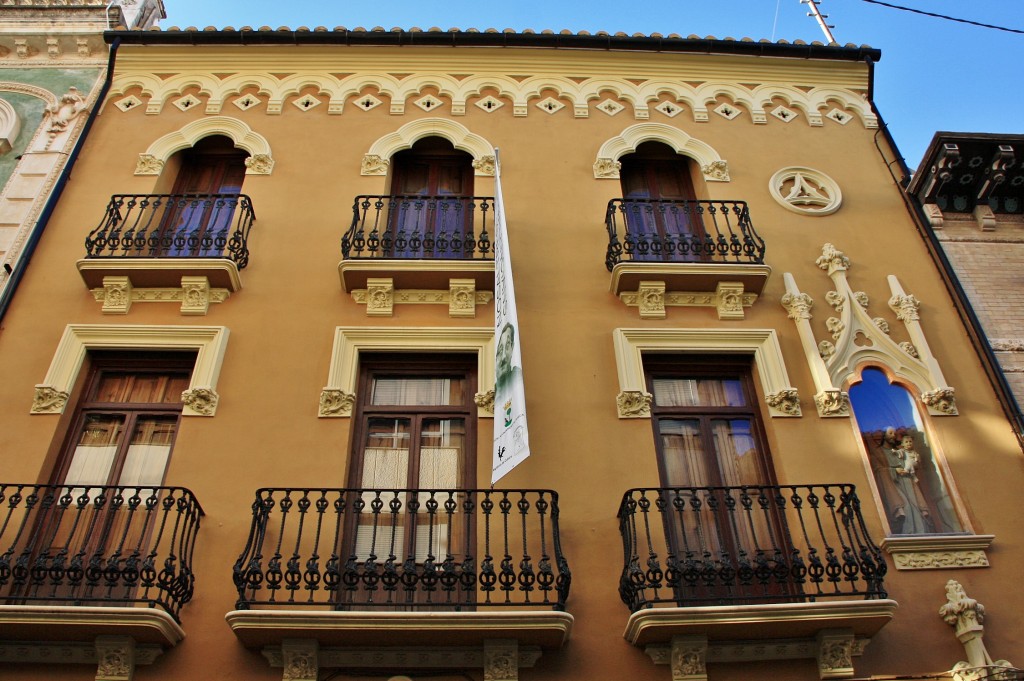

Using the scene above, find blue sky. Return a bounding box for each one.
[160,0,1022,168]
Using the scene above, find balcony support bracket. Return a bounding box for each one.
[350,277,493,318]
[0,636,165,681]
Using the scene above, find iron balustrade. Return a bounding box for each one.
[342,194,494,260]
[233,488,570,611]
[84,193,256,268]
[605,198,766,270]
[0,484,204,621]
[618,484,887,611]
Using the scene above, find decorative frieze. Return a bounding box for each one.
[619,284,756,320]
[0,638,162,680]
[350,278,493,318]
[881,534,993,571]
[90,276,230,315]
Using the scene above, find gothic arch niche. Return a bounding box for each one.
[0,98,21,154]
[848,366,965,536]
[593,123,729,182]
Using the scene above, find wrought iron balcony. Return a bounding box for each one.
[605,198,765,270]
[0,484,204,622]
[342,194,494,260]
[618,484,887,612]
[232,488,571,611]
[84,193,256,268]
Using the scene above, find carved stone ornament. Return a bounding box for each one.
[826,317,844,340]
[638,281,666,319]
[475,389,495,414]
[898,341,919,358]
[814,389,850,417]
[181,387,218,416]
[816,630,855,679]
[816,243,850,274]
[134,153,164,175]
[766,389,802,416]
[825,290,844,311]
[781,291,813,320]
[617,390,652,418]
[31,385,70,414]
[939,580,1015,681]
[593,157,622,178]
[282,640,319,681]
[672,644,706,678]
[361,153,389,175]
[95,636,135,681]
[889,293,921,322]
[921,387,958,415]
[701,159,730,182]
[853,291,869,308]
[715,282,745,320]
[319,388,356,417]
[893,550,988,570]
[872,317,890,334]
[45,86,87,147]
[818,340,836,359]
[473,154,496,176]
[484,648,518,681]
[244,153,274,175]
[770,167,843,216]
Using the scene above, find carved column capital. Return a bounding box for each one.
[939,580,1015,680]
[816,243,850,275]
[781,291,814,320]
[889,293,920,322]
[616,390,652,418]
[814,389,850,417]
[319,388,355,417]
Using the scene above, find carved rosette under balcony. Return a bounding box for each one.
[766,389,802,416]
[816,630,855,679]
[282,640,319,681]
[95,636,135,681]
[475,389,495,415]
[31,384,69,414]
[319,388,356,417]
[783,243,958,418]
[617,390,652,418]
[181,387,218,416]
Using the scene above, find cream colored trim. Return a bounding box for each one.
[624,599,898,646]
[612,328,800,418]
[594,123,728,181]
[363,118,496,176]
[351,278,493,318]
[32,324,229,416]
[0,605,184,647]
[225,610,573,649]
[89,275,231,315]
[619,283,757,320]
[77,258,243,291]
[881,534,994,570]
[321,326,494,418]
[136,116,274,175]
[768,167,843,216]
[0,97,20,153]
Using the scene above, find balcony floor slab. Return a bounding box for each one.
[0,605,185,647]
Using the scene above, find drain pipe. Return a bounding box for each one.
[863,55,1024,449]
[0,36,122,326]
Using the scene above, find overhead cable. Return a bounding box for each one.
[860,0,1024,34]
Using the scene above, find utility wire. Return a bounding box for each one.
[860,0,1024,34]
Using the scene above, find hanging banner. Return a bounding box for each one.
[491,149,531,485]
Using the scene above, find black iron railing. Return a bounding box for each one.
[0,484,204,621]
[84,193,256,268]
[618,484,886,611]
[233,488,570,610]
[342,194,493,260]
[605,198,765,270]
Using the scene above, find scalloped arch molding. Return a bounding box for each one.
[364,118,496,176]
[137,116,274,175]
[594,123,727,181]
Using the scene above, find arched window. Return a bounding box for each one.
[848,367,963,535]
[617,141,705,262]
[386,136,475,258]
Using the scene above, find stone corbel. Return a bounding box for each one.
[887,275,957,415]
[318,388,355,417]
[781,273,848,417]
[816,629,855,679]
[279,639,318,681]
[923,203,944,229]
[940,580,1015,681]
[484,639,520,681]
[95,636,137,681]
[90,276,230,315]
[619,281,755,320]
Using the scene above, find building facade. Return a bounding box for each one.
[0,24,1020,681]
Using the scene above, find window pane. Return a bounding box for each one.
[65,414,125,486]
[659,418,710,487]
[95,371,191,403]
[710,418,765,487]
[362,418,412,489]
[370,377,465,406]
[850,368,964,534]
[419,418,465,489]
[652,378,745,407]
[118,416,177,487]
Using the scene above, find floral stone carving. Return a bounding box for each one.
[181,387,218,415]
[781,291,813,320]
[701,159,730,182]
[921,387,957,415]
[617,390,652,418]
[361,153,389,175]
[31,385,70,414]
[593,157,621,178]
[816,242,850,274]
[815,389,850,417]
[319,388,356,417]
[475,389,495,414]
[766,389,801,416]
[244,153,274,174]
[134,153,164,175]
